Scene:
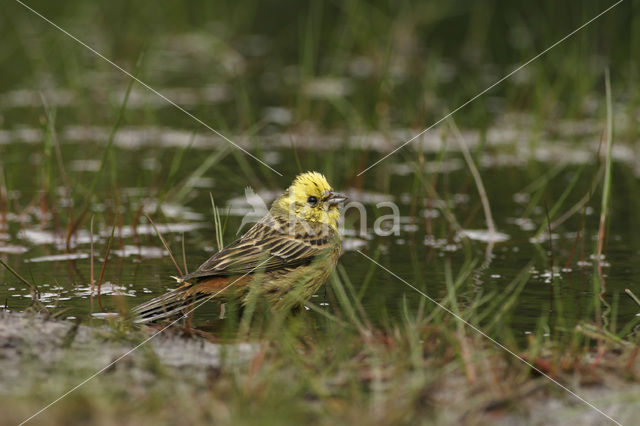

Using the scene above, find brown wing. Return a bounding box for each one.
[181,213,335,281]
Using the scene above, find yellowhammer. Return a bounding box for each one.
[131,171,346,323]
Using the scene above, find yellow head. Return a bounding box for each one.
[272,171,346,231]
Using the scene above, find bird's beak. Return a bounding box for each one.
[325,191,348,206]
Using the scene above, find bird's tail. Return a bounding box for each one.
[130,285,212,324]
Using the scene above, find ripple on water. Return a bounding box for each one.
[0,245,28,254]
[459,229,510,243]
[90,312,120,319]
[18,229,93,246]
[26,253,89,263]
[342,238,367,251]
[74,282,137,297]
[111,245,168,258]
[102,222,207,239]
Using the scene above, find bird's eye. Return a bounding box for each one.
[307,196,318,206]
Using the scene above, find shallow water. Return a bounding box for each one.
[1,130,639,340]
[1,2,639,342]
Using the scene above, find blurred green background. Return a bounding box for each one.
[2,0,638,132]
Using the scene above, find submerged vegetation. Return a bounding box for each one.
[1,0,640,424]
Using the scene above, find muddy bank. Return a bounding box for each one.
[0,311,255,393]
[1,311,639,425]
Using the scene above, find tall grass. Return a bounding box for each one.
[597,69,614,264]
[65,64,139,249]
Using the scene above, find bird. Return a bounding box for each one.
[131,171,347,323]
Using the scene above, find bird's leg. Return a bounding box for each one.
[182,295,196,337]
